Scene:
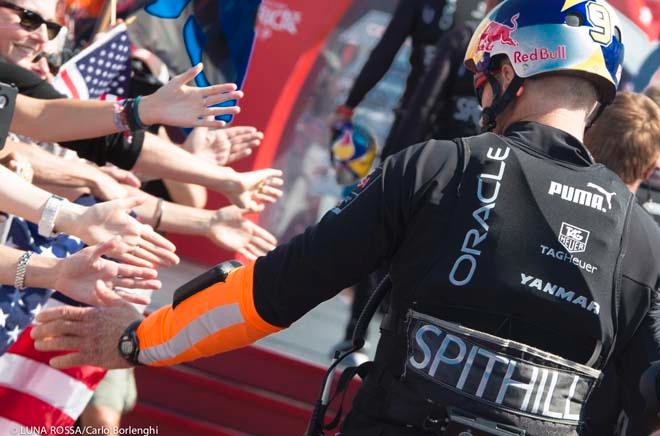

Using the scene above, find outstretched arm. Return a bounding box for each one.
[10,64,241,142]
[31,141,463,368]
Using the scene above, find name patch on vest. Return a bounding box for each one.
[406,312,600,423]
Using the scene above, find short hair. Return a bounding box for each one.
[584,92,660,184]
[526,73,599,112]
[645,83,660,108]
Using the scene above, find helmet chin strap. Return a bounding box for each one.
[480,74,525,133]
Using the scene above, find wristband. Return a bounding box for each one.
[15,251,33,290]
[153,198,164,231]
[132,96,149,130]
[112,102,130,131]
[38,195,65,238]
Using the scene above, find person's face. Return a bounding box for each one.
[0,0,58,69]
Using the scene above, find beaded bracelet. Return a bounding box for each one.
[112,102,131,131]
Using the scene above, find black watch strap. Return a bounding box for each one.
[118,320,143,366]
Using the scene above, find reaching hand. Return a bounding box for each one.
[54,238,161,306]
[206,206,277,260]
[140,64,244,128]
[32,298,141,369]
[99,166,142,189]
[223,169,284,212]
[185,125,263,166]
[69,197,179,268]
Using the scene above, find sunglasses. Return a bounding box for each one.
[0,1,62,40]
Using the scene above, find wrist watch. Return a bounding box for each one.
[38,195,66,238]
[118,320,143,366]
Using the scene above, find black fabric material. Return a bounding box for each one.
[345,0,484,111]
[253,122,660,435]
[384,23,480,159]
[0,59,144,169]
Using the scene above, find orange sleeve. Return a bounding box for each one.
[135,262,281,366]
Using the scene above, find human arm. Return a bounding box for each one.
[159,125,264,208]
[9,139,134,200]
[132,131,283,211]
[343,0,417,109]
[0,164,177,267]
[9,64,241,142]
[30,141,463,368]
[0,240,160,306]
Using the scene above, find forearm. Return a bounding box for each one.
[0,245,60,289]
[120,185,211,236]
[133,132,240,194]
[11,141,98,189]
[12,95,121,142]
[162,180,208,209]
[136,262,281,366]
[0,164,86,236]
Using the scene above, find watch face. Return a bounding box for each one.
[120,336,135,356]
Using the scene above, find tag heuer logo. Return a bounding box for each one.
[558,222,590,254]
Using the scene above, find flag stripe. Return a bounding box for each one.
[9,327,106,390]
[0,416,40,435]
[58,70,80,100]
[0,353,94,419]
[0,386,74,430]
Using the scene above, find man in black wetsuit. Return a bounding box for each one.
[333,0,485,158]
[32,1,660,435]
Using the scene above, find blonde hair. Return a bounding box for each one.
[585,92,660,184]
[645,83,660,108]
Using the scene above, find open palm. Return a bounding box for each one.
[207,206,277,260]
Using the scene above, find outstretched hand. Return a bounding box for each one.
[224,169,284,212]
[70,197,179,268]
[185,125,263,166]
[54,237,161,306]
[140,64,244,129]
[32,298,141,370]
[206,206,277,260]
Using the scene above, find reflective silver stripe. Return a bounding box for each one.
[139,303,243,365]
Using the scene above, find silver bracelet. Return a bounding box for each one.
[15,251,34,290]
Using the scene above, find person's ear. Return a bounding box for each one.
[500,62,516,88]
[642,162,658,181]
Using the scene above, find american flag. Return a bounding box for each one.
[0,196,106,434]
[53,24,132,100]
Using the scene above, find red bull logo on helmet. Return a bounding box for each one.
[477,13,520,54]
[514,45,567,64]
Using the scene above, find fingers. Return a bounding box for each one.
[174,63,204,85]
[95,280,122,305]
[254,169,284,181]
[113,278,161,290]
[35,336,82,353]
[50,352,87,369]
[114,290,152,305]
[116,263,158,280]
[202,106,241,119]
[229,131,263,147]
[226,148,253,164]
[224,126,258,138]
[90,237,122,261]
[32,319,82,340]
[250,224,278,247]
[204,90,243,107]
[35,306,92,324]
[141,225,176,251]
[113,252,155,269]
[249,236,276,254]
[201,83,238,98]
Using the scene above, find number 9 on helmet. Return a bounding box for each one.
[331,122,378,186]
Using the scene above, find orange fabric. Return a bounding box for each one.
[136,262,281,366]
[64,0,105,16]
